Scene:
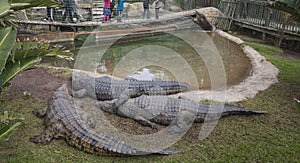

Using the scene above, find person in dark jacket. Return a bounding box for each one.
[142,0,150,19]
[44,7,54,22]
[61,0,74,23]
[110,0,115,18]
[62,0,85,23]
[44,0,63,22]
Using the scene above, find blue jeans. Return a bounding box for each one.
[118,10,123,17]
[155,8,159,19]
[118,10,123,22]
[143,8,150,19]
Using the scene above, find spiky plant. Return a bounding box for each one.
[0,0,71,141]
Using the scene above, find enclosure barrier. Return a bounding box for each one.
[19,0,299,47]
[209,0,299,47]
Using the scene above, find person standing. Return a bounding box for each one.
[44,0,63,22]
[62,0,74,23]
[110,0,115,19]
[62,0,85,23]
[154,0,163,19]
[71,0,85,22]
[117,0,126,22]
[44,7,55,22]
[143,0,150,19]
[103,0,111,22]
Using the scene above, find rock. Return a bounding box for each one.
[169,5,182,12]
[195,7,226,23]
[193,12,214,31]
[164,0,182,12]
[124,2,144,17]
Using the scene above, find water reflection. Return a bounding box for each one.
[127,66,175,81]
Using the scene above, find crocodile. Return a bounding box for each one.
[72,72,189,106]
[29,84,181,155]
[96,95,266,132]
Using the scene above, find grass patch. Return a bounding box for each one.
[0,39,299,162]
[244,42,300,83]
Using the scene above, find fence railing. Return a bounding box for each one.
[219,0,299,33]
[24,0,299,34]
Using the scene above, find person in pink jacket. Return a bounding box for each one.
[103,0,111,22]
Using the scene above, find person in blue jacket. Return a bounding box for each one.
[117,0,126,22]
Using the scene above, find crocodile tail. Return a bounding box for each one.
[154,81,190,92]
[223,104,267,115]
[177,82,189,91]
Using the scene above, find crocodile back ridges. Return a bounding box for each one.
[50,87,147,155]
[123,95,266,124]
[38,84,181,155]
[129,80,189,94]
[128,95,205,124]
[94,76,189,100]
[95,77,113,100]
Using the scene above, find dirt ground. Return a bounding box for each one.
[4,67,71,103]
[280,49,300,60]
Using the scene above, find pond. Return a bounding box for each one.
[43,29,252,90]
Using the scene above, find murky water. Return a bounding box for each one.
[43,30,251,90]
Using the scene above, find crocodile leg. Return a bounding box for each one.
[29,122,65,145]
[32,106,48,118]
[134,115,157,129]
[96,101,117,114]
[114,89,142,108]
[168,111,196,134]
[72,88,87,98]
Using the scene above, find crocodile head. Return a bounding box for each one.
[71,71,97,98]
[96,100,117,114]
[54,84,70,98]
[72,71,91,91]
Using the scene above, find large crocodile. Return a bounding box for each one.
[29,84,181,155]
[96,95,266,132]
[72,72,189,106]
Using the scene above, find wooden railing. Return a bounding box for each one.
[183,0,299,34]
[217,0,299,33]
[25,0,300,35]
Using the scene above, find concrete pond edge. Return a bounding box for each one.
[178,30,279,102]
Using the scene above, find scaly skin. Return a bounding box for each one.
[72,72,189,103]
[97,95,266,131]
[29,84,181,155]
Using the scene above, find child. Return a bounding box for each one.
[117,0,126,22]
[103,0,111,22]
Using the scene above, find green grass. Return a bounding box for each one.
[0,41,299,162]
[244,42,300,83]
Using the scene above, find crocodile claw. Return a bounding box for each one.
[29,135,41,144]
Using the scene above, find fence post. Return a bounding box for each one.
[227,0,237,31]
